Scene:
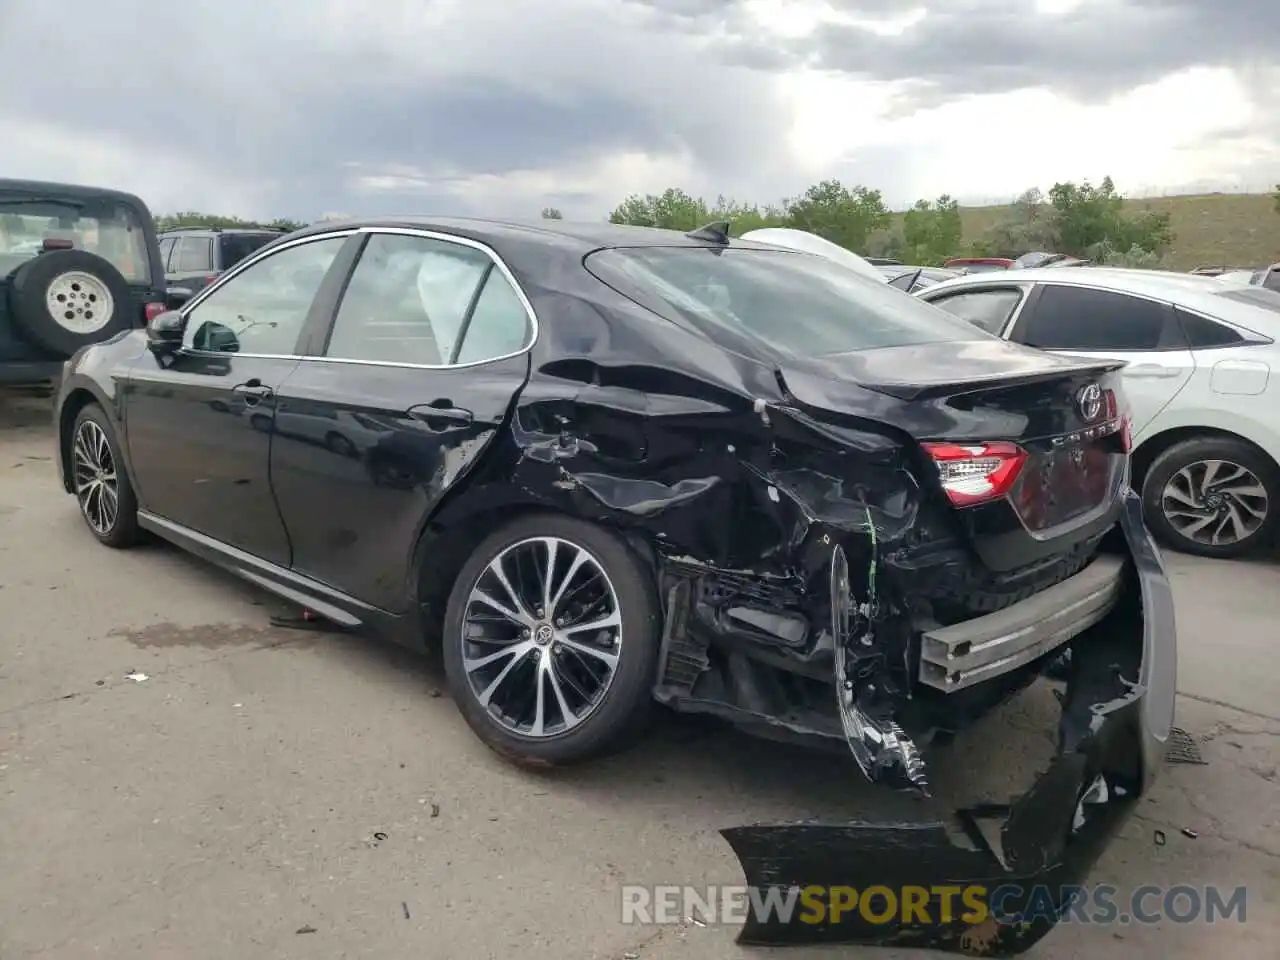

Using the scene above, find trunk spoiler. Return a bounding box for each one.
[849,360,1128,402]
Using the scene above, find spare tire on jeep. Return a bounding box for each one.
[5,249,134,356]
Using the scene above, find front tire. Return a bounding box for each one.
[69,404,141,548]
[441,514,661,766]
[1141,435,1279,558]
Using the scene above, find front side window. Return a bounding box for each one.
[1016,284,1176,351]
[587,246,979,358]
[220,233,278,270]
[930,288,1024,335]
[0,196,153,283]
[325,233,531,366]
[183,236,346,354]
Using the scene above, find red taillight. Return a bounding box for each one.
[1104,388,1132,452]
[921,441,1028,507]
[143,301,166,323]
[205,274,219,284]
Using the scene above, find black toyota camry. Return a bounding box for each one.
[53,216,1175,951]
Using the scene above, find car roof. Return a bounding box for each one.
[0,178,151,211]
[920,266,1280,333]
[290,215,807,255]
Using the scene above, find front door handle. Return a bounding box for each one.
[233,379,274,405]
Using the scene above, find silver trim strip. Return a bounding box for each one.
[178,226,541,371]
[917,554,1125,693]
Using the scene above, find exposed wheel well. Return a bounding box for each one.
[413,503,659,652]
[57,388,100,490]
[414,504,565,650]
[1131,426,1279,492]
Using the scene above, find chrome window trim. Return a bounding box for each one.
[179,226,541,370]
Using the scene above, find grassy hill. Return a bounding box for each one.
[893,192,1279,271]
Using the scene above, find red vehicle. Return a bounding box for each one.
[944,256,1014,273]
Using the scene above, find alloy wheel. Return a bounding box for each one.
[46,271,114,334]
[461,536,623,739]
[72,419,120,535]
[1160,458,1269,547]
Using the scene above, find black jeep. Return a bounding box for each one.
[0,179,166,386]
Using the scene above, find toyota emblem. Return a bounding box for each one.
[1077,383,1103,422]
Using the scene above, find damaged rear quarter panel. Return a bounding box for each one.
[453,253,942,789]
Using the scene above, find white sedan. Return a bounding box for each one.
[915,267,1280,558]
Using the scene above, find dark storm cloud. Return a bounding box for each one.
[0,0,792,217]
[650,0,1280,105]
[1,0,1275,218]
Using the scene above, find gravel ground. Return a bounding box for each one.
[1,392,1276,959]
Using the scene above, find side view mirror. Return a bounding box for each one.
[146,309,186,356]
[165,286,193,310]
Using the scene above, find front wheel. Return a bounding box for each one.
[1141,436,1279,558]
[441,514,661,766]
[69,404,141,548]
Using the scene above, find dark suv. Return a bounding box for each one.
[0,179,167,386]
[158,226,287,305]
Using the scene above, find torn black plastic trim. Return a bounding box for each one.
[719,495,1176,953]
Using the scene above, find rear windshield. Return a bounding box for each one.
[0,196,152,283]
[587,246,977,357]
[220,232,278,269]
[1216,287,1280,314]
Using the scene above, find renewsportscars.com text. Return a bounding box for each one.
[620,884,1248,927]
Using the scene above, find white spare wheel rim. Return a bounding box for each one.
[46,271,114,335]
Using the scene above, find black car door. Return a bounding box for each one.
[124,232,356,565]
[269,228,535,613]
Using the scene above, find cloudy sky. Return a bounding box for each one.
[1,0,1276,222]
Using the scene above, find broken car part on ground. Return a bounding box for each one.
[52,216,1177,953]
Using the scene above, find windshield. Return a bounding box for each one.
[0,196,152,283]
[587,246,980,358]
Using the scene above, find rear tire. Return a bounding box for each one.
[441,514,661,766]
[69,403,141,548]
[1141,435,1279,558]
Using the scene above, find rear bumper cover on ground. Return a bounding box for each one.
[720,492,1176,954]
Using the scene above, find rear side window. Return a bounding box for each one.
[586,246,977,358]
[930,288,1024,335]
[1016,284,1179,351]
[0,196,153,283]
[220,233,277,270]
[174,236,213,272]
[1175,308,1245,348]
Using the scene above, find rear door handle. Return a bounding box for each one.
[233,379,274,404]
[1125,364,1181,379]
[407,399,473,429]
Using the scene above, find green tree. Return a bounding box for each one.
[1273,184,1280,216]
[970,188,1060,257]
[541,207,563,219]
[901,194,962,265]
[1047,177,1172,256]
[155,211,306,232]
[782,179,890,252]
[608,188,708,230]
[608,189,788,235]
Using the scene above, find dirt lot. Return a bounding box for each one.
[1,392,1276,960]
